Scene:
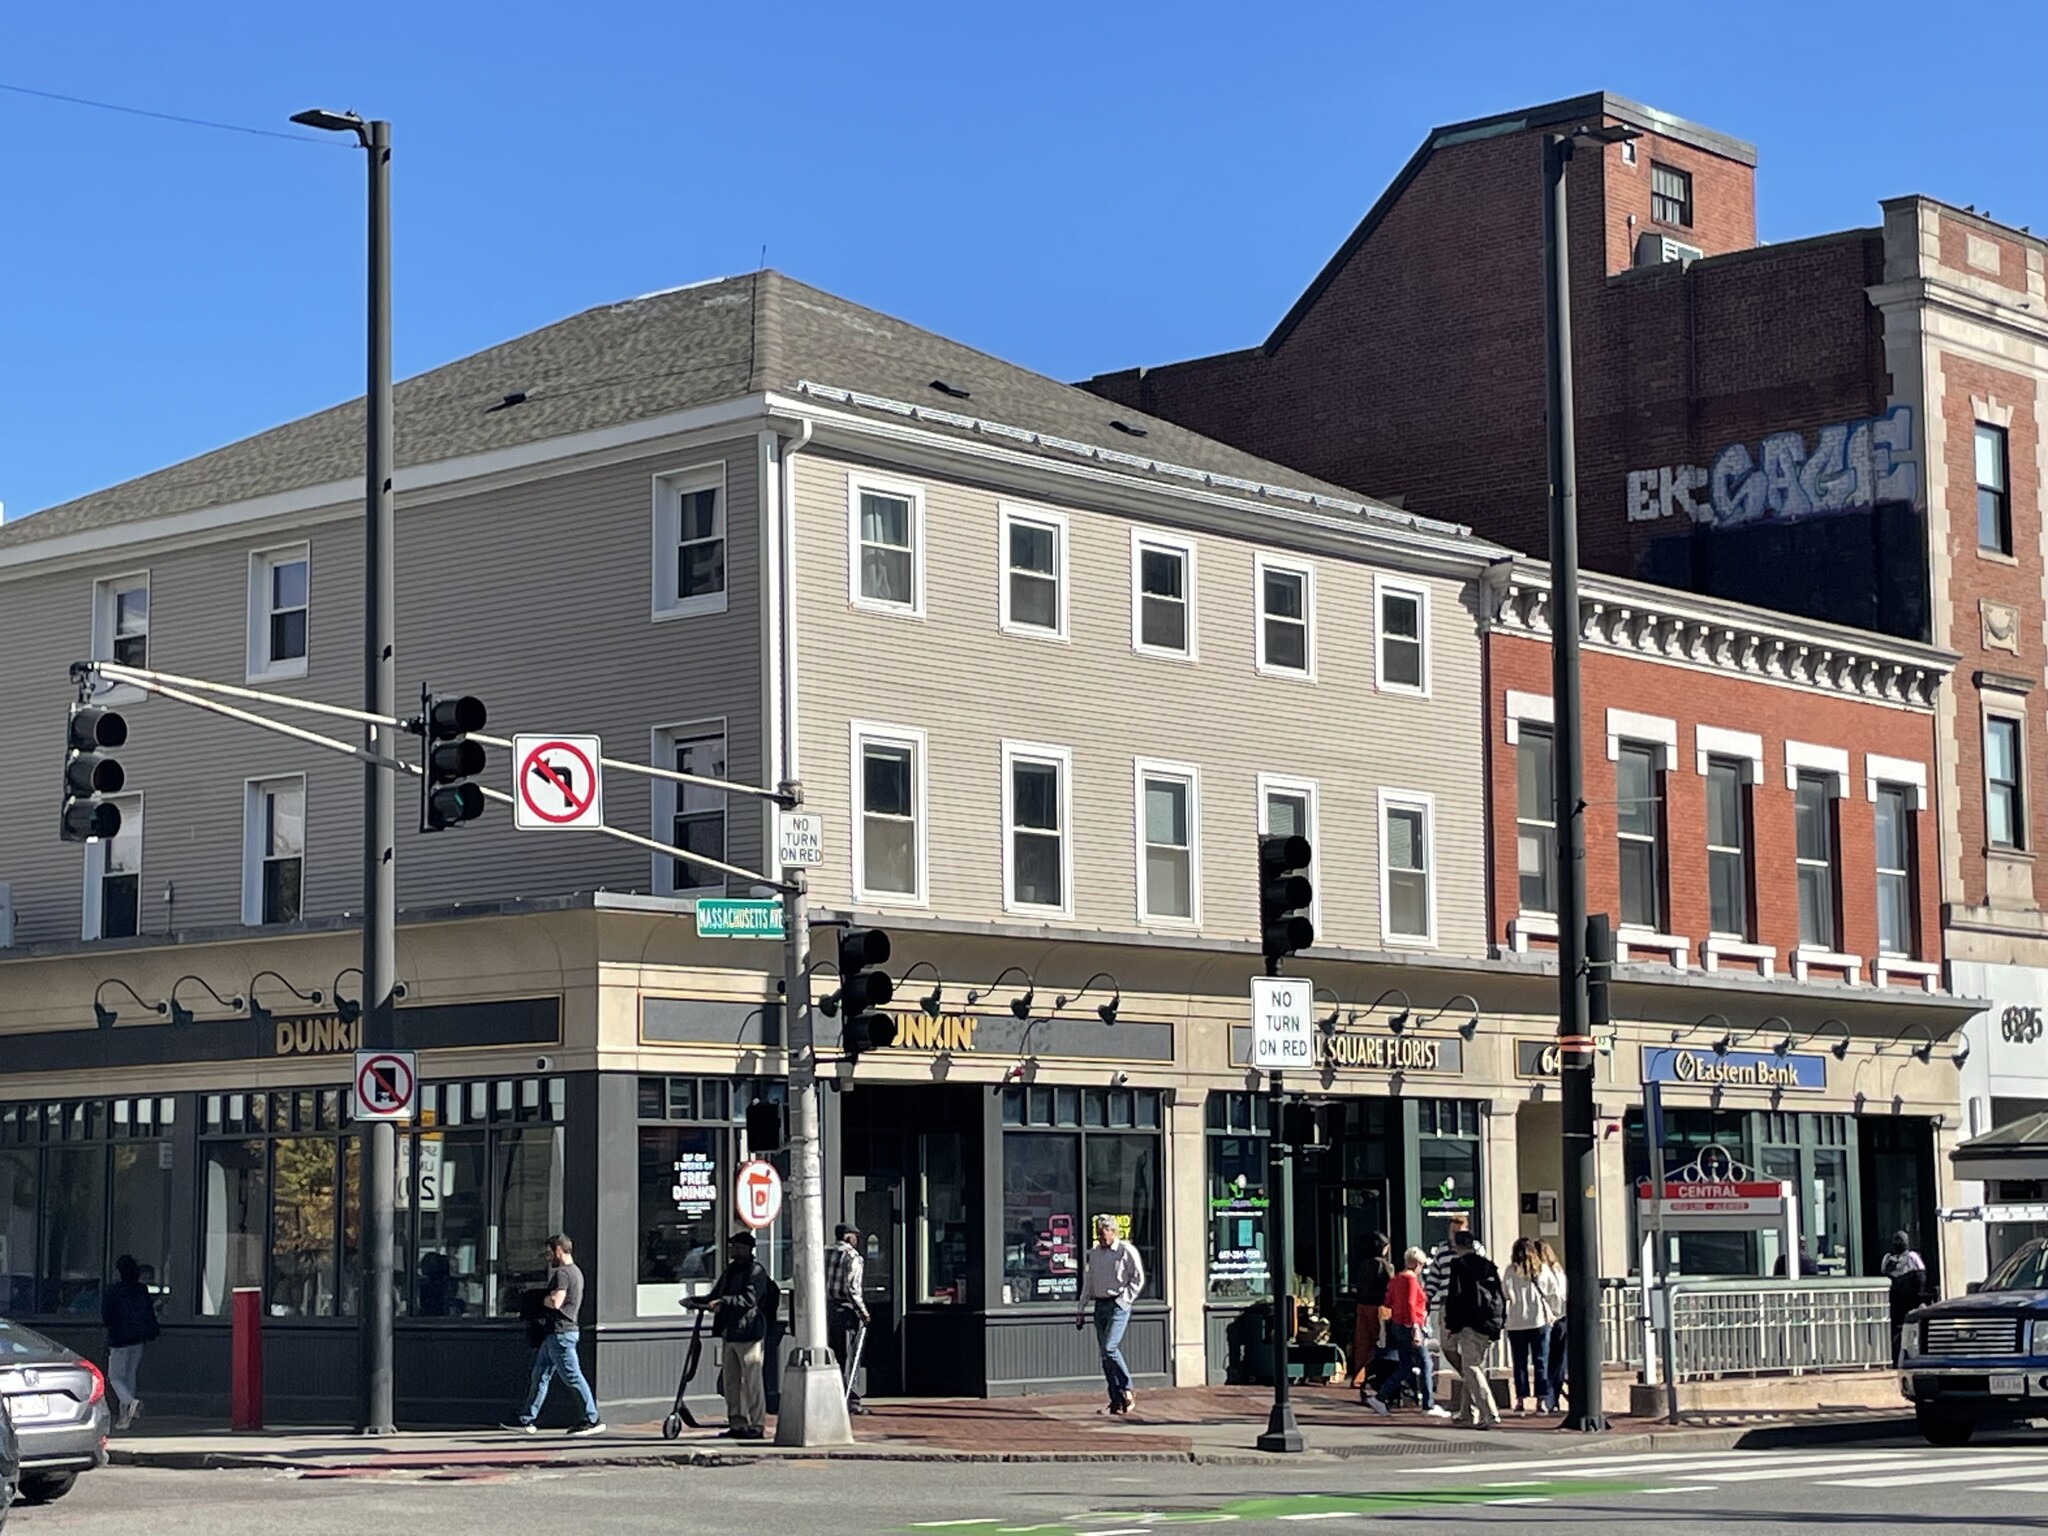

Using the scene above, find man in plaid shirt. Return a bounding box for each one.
[825,1224,871,1413]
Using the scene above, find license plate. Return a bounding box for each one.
[7,1393,51,1421]
[1991,1373,2027,1396]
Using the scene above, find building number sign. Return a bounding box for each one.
[2001,1005,2044,1046]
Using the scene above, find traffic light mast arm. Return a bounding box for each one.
[463,729,800,810]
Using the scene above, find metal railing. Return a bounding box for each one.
[1654,1278,1892,1381]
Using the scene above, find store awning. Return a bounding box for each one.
[1951,1110,2048,1182]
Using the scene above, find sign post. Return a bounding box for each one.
[1250,973,1307,1454]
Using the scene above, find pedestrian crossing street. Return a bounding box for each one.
[1433,1442,2048,1497]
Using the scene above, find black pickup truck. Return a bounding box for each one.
[1901,1236,2048,1445]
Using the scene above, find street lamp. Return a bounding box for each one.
[294,103,397,1438]
[1542,117,1638,1436]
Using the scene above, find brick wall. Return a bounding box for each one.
[1486,631,1943,974]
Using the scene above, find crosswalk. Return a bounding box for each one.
[1432,1443,2048,1496]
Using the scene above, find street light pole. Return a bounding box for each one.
[294,106,396,1436]
[1256,957,1303,1454]
[1541,125,1612,1434]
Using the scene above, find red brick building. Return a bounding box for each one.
[1084,91,2048,1280]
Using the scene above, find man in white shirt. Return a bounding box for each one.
[1076,1215,1146,1415]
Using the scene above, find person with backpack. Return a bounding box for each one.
[1882,1230,1933,1365]
[1442,1229,1504,1428]
[691,1230,781,1438]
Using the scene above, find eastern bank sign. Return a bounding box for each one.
[1641,1045,1827,1092]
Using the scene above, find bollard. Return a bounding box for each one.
[231,1286,263,1430]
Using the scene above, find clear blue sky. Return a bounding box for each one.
[4,1,2042,519]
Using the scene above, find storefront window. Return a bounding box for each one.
[0,1146,35,1314]
[1414,1099,1482,1250]
[271,1136,341,1317]
[202,1140,268,1315]
[1000,1086,1163,1306]
[108,1142,173,1302]
[410,1130,489,1316]
[634,1076,785,1316]
[1205,1092,1270,1301]
[921,1133,971,1304]
[493,1126,566,1316]
[40,1145,107,1313]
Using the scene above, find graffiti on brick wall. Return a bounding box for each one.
[1624,405,1917,527]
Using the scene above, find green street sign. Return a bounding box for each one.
[695,898,785,939]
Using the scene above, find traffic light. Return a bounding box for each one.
[837,926,897,1060]
[1258,833,1314,967]
[419,693,488,832]
[61,705,127,842]
[744,1097,784,1154]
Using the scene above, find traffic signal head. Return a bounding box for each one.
[420,693,488,831]
[744,1097,784,1153]
[837,926,896,1060]
[61,706,127,843]
[1259,833,1315,964]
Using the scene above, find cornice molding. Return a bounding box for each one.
[1485,563,1952,710]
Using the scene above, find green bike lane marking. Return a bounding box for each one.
[904,1479,1647,1531]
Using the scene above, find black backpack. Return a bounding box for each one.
[1463,1258,1507,1340]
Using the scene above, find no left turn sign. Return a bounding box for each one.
[513,734,604,831]
[354,1050,418,1122]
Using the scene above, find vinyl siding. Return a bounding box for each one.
[0,434,765,946]
[792,449,1488,956]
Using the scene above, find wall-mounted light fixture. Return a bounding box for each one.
[246,970,325,1027]
[92,978,165,1032]
[1418,993,1482,1040]
[1672,1011,1732,1047]
[1804,1017,1853,1061]
[166,975,245,1028]
[1362,987,1413,1034]
[967,966,1036,1020]
[897,960,946,1018]
[1054,973,1121,1026]
[332,968,409,1025]
[1313,987,1345,1032]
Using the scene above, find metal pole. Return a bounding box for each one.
[356,117,397,1438]
[1572,913,1612,1429]
[1543,128,1604,1433]
[773,819,853,1446]
[1256,945,1304,1453]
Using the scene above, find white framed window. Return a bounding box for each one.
[82,793,142,941]
[247,544,310,681]
[90,573,151,705]
[998,504,1068,640]
[1516,726,1557,916]
[1794,769,1838,949]
[652,461,727,619]
[242,776,306,926]
[1133,758,1200,925]
[1130,528,1196,660]
[1874,782,1916,958]
[1254,554,1314,678]
[1378,788,1436,946]
[1616,740,1666,931]
[848,473,925,616]
[1258,774,1320,931]
[652,721,728,897]
[852,721,927,904]
[1001,740,1073,917]
[1373,575,1429,694]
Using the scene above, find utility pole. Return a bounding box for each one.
[1256,1054,1303,1453]
[1543,123,1631,1434]
[773,789,853,1447]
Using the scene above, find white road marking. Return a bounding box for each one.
[1639,1485,1717,1495]
[1429,1449,1808,1478]
[1822,1458,2048,1489]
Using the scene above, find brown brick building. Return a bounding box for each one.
[1085,92,2048,1280]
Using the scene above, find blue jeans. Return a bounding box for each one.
[521,1328,599,1425]
[1508,1327,1550,1406]
[1093,1299,1133,1406]
[1545,1319,1567,1411]
[1382,1322,1434,1410]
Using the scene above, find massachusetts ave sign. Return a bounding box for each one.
[695,898,784,939]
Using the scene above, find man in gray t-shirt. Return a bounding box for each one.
[502,1234,605,1434]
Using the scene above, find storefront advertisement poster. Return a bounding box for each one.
[671,1150,717,1218]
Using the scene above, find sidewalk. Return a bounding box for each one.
[108,1385,1915,1473]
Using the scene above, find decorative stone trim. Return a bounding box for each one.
[1701,937,1777,979]
[1504,690,1554,744]
[1785,740,1851,795]
[1874,957,1940,993]
[1606,709,1678,766]
[1865,754,1930,809]
[1696,725,1764,780]
[1508,912,1560,953]
[1616,927,1690,969]
[1791,946,1864,986]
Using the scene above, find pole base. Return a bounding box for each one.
[1255,1405,1305,1453]
[772,1351,855,1448]
[1559,1411,1606,1433]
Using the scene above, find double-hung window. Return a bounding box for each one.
[1977,424,2012,556]
[1794,771,1837,949]
[652,464,726,618]
[1615,742,1664,930]
[244,777,305,926]
[1131,530,1194,658]
[999,506,1066,639]
[84,795,143,941]
[1260,776,1319,932]
[653,723,727,896]
[850,477,923,615]
[1516,727,1557,915]
[1135,760,1199,924]
[92,574,150,675]
[1705,756,1751,938]
[853,724,924,903]
[1987,716,2025,849]
[1254,556,1312,677]
[248,546,309,680]
[1651,162,1693,227]
[1379,790,1435,945]
[1874,783,1916,957]
[1374,577,1429,693]
[1003,743,1071,916]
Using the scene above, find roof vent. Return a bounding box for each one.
[929,379,971,400]
[1109,419,1148,438]
[487,391,530,413]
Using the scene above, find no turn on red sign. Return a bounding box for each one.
[513,735,604,831]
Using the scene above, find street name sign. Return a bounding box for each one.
[1251,975,1312,1070]
[696,898,785,939]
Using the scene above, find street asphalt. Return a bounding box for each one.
[13,1430,2048,1533]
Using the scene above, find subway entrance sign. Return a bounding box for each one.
[695,898,785,939]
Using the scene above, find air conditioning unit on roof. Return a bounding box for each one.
[1635,231,1705,269]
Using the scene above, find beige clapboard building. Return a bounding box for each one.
[0,271,1971,1421]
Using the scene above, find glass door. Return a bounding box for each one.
[842,1170,905,1396]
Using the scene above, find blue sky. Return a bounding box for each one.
[3,1,2043,518]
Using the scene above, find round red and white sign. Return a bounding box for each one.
[353,1050,417,1122]
[513,734,604,830]
[735,1158,784,1230]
